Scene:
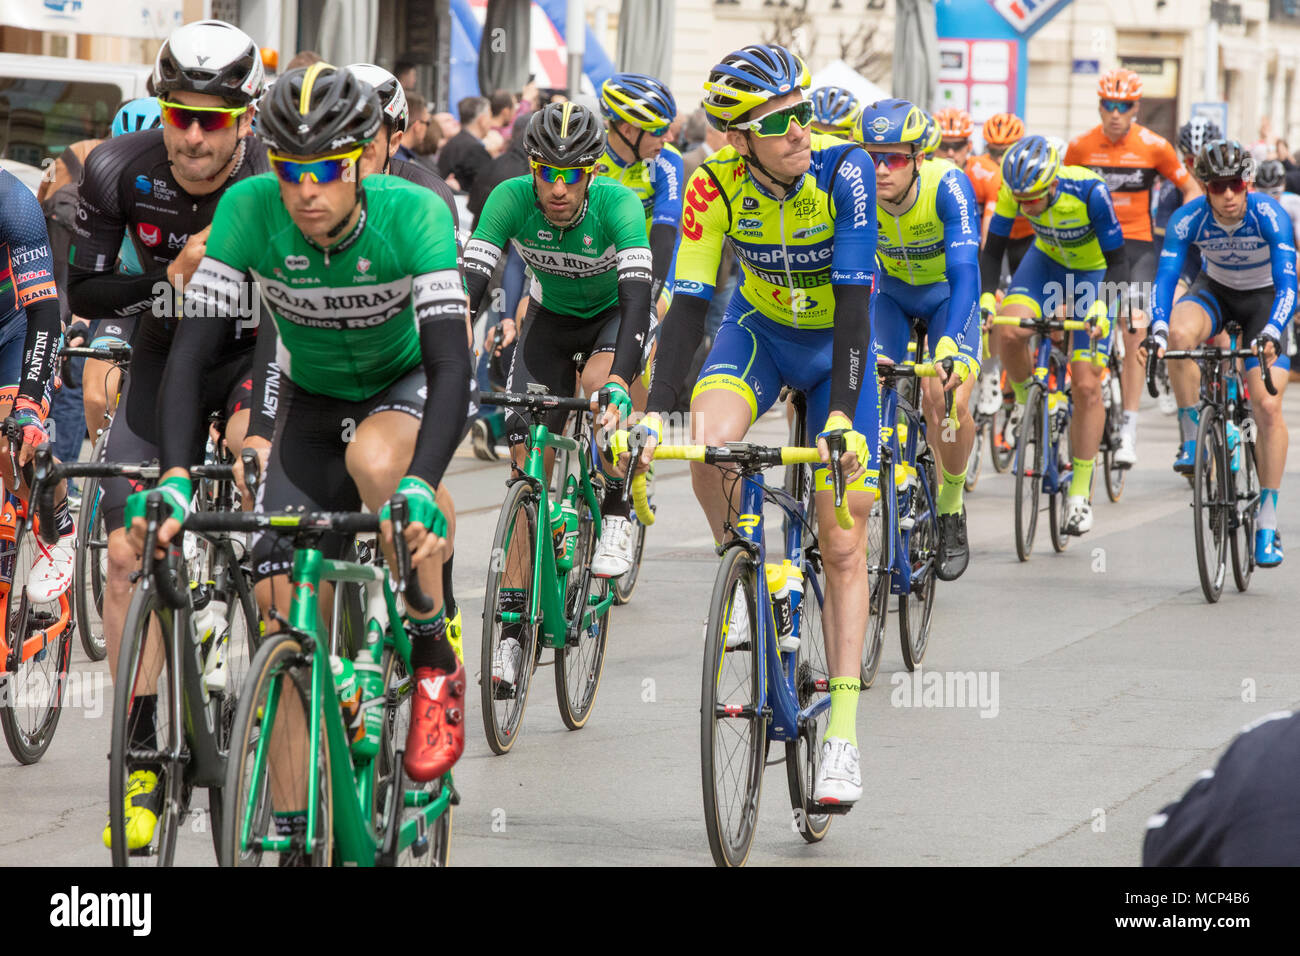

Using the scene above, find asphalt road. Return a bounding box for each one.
[3,390,1298,866]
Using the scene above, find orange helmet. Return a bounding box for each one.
[982,113,1024,146]
[1097,68,1142,102]
[934,108,973,139]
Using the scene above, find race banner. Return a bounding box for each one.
[0,1,183,40]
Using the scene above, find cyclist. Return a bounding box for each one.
[129,64,470,814]
[980,113,1033,268]
[1141,139,1294,567]
[463,101,654,609]
[65,18,268,851]
[934,108,997,240]
[810,86,860,139]
[636,44,878,807]
[1256,159,1300,242]
[860,98,981,580]
[1064,68,1200,468]
[980,135,1130,536]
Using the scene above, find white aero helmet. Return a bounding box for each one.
[153,19,264,104]
[349,63,410,132]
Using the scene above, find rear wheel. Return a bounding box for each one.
[861,478,888,688]
[612,468,651,606]
[1102,366,1126,502]
[965,418,985,492]
[75,438,109,661]
[1014,388,1044,561]
[554,493,611,729]
[1230,431,1258,593]
[1048,397,1073,554]
[991,402,1015,473]
[1192,408,1228,604]
[785,571,831,844]
[700,546,764,868]
[899,455,937,670]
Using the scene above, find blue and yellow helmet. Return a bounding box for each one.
[810,86,860,132]
[1001,135,1062,195]
[857,98,929,147]
[600,72,677,133]
[702,44,810,131]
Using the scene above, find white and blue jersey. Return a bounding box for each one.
[1153,192,1297,340]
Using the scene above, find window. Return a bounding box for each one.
[0,77,120,169]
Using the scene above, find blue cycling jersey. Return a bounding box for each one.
[1153,192,1298,339]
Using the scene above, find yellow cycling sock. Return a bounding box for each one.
[1011,377,1030,405]
[825,676,861,746]
[1070,457,1095,497]
[937,465,966,515]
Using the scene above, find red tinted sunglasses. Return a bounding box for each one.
[1206,178,1246,195]
[158,99,247,132]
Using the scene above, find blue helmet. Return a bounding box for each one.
[1001,135,1061,195]
[857,98,928,147]
[702,44,810,130]
[601,72,677,132]
[112,97,162,137]
[810,86,859,132]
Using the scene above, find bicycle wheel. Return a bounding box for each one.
[612,468,651,606]
[701,546,764,868]
[1048,405,1073,554]
[108,585,188,866]
[1230,433,1258,593]
[861,492,888,688]
[75,443,108,660]
[480,480,540,754]
[219,633,332,867]
[991,399,1015,473]
[1014,387,1044,561]
[375,650,452,866]
[1102,367,1126,503]
[1192,407,1228,604]
[785,572,831,844]
[555,492,611,729]
[899,454,938,670]
[0,516,74,764]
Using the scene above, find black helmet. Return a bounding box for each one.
[523,102,606,167]
[1177,117,1222,158]
[255,62,382,156]
[153,20,264,105]
[1256,158,1286,191]
[1194,139,1254,182]
[348,63,409,132]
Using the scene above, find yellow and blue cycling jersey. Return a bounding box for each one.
[672,131,876,330]
[988,165,1125,272]
[872,159,982,374]
[594,142,684,234]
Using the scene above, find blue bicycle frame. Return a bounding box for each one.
[1022,332,1072,497]
[728,473,830,742]
[876,381,933,598]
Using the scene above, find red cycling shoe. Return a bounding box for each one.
[403,664,466,782]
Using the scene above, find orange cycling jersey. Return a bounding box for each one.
[1063,123,1189,242]
[966,153,1033,239]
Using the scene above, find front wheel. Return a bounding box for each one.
[1229,432,1259,593]
[785,571,831,844]
[74,456,108,660]
[555,495,611,729]
[1192,407,1228,604]
[965,418,985,492]
[700,547,764,867]
[612,468,652,605]
[899,455,938,670]
[1048,402,1073,554]
[1102,368,1127,503]
[1014,388,1044,561]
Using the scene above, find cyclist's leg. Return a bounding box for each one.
[995,246,1055,401]
[1238,293,1292,564]
[1065,273,1112,520]
[1168,278,1219,466]
[81,321,130,439]
[688,294,782,545]
[503,300,582,481]
[913,284,980,505]
[1120,239,1157,444]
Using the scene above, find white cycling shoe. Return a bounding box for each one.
[723,584,751,649]
[591,514,635,579]
[813,737,862,806]
[491,637,522,696]
[1063,495,1093,535]
[975,372,1002,415]
[26,533,75,604]
[1114,432,1137,467]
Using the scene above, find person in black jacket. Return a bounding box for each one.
[437,96,494,192]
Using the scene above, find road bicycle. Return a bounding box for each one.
[1146,329,1274,603]
[477,386,618,753]
[1097,336,1128,503]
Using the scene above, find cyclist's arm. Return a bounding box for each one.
[934,169,982,368]
[248,317,280,442]
[645,164,729,413]
[979,182,1018,295]
[1090,182,1130,312]
[1150,203,1199,337]
[1262,197,1298,340]
[462,182,519,318]
[826,146,877,419]
[5,187,62,406]
[408,269,473,488]
[607,186,655,386]
[66,145,168,319]
[647,148,685,302]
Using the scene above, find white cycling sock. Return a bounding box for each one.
[1122,410,1138,437]
[1178,407,1199,443]
[1258,489,1279,531]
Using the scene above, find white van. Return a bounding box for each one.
[0,52,151,169]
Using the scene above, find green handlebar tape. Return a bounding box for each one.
[124,474,193,526]
[381,476,447,538]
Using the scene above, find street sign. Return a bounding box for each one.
[1191,101,1230,137]
[1072,59,1099,74]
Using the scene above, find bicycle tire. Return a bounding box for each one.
[701,546,764,868]
[965,419,984,492]
[784,570,831,844]
[990,405,1015,473]
[862,461,888,687]
[108,584,188,866]
[74,460,108,660]
[375,649,453,866]
[1048,403,1072,554]
[1102,367,1126,503]
[0,510,74,765]
[480,480,540,755]
[1014,388,1044,561]
[1192,407,1228,603]
[555,491,611,729]
[899,454,937,670]
[219,632,332,866]
[1230,432,1258,593]
[612,467,651,606]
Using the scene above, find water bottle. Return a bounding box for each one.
[783,564,804,654]
[194,598,228,695]
[352,659,384,760]
[0,499,17,603]
[765,563,796,653]
[559,498,580,570]
[330,655,363,746]
[1226,420,1242,473]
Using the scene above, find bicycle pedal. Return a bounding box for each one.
[811,801,854,816]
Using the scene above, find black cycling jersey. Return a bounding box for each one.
[66,128,269,360]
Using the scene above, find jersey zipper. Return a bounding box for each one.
[886,211,915,284]
[779,198,800,328]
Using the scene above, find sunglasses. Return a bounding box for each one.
[268,148,363,184]
[158,99,248,132]
[1013,186,1053,204]
[731,100,814,137]
[867,150,915,171]
[938,139,969,153]
[531,160,592,184]
[1100,99,1136,114]
[1205,177,1246,195]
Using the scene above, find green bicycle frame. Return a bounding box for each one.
[502,420,612,649]
[238,545,454,865]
